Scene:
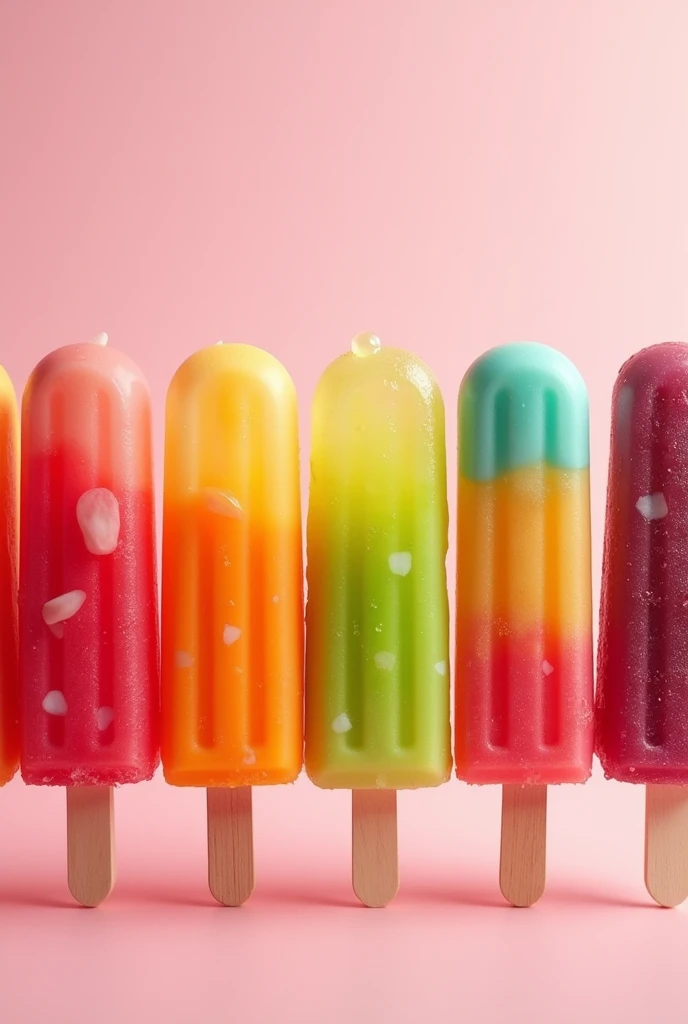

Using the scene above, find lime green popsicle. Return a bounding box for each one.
[305,334,451,788]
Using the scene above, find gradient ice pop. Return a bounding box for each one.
[20,339,159,785]
[455,343,593,784]
[0,368,19,786]
[161,344,303,786]
[305,335,451,789]
[597,343,688,783]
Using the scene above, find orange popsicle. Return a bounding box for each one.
[161,342,303,903]
[0,368,18,786]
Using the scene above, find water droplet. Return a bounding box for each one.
[89,332,108,346]
[351,332,381,357]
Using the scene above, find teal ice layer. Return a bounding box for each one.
[459,342,589,481]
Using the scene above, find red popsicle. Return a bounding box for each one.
[19,334,159,904]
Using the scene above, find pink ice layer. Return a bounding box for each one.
[597,343,688,784]
[456,625,594,784]
[19,344,159,786]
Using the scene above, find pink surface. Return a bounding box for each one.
[1,2,688,1021]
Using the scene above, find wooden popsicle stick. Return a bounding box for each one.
[352,789,398,908]
[207,786,255,906]
[645,784,688,907]
[66,785,115,907]
[499,783,547,907]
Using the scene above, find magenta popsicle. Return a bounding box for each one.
[597,343,688,782]
[597,342,688,907]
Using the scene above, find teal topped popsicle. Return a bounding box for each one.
[459,342,589,481]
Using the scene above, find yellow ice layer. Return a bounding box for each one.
[458,465,591,634]
[162,344,303,786]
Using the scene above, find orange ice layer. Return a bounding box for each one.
[161,344,303,786]
[0,368,18,785]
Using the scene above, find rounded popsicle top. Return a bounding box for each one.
[25,337,151,404]
[459,342,589,481]
[22,337,154,491]
[167,342,297,403]
[316,334,442,410]
[615,341,688,395]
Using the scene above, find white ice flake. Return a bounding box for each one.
[388,552,412,576]
[223,625,241,645]
[331,713,352,734]
[97,706,114,731]
[76,488,120,555]
[636,493,668,521]
[374,651,396,671]
[42,590,86,626]
[42,690,67,716]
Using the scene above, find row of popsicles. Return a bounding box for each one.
[0,332,684,909]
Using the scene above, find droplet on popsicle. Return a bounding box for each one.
[42,590,86,626]
[90,332,108,346]
[351,333,381,357]
[175,651,194,668]
[42,690,67,716]
[243,748,256,765]
[434,661,447,676]
[332,713,352,734]
[76,488,120,554]
[203,488,243,518]
[97,706,114,731]
[542,660,554,676]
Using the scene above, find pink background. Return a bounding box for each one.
[1,2,687,1020]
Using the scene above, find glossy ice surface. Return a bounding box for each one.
[597,343,688,783]
[0,369,18,786]
[456,343,593,784]
[20,342,159,785]
[161,344,303,786]
[305,336,451,789]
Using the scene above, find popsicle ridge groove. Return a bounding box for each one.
[96,387,115,747]
[645,387,670,750]
[48,388,66,750]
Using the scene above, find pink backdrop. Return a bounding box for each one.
[1,2,687,1021]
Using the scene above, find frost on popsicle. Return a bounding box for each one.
[635,492,668,521]
[542,660,554,676]
[76,488,120,555]
[434,661,447,676]
[332,713,352,734]
[388,551,412,576]
[175,651,194,668]
[42,590,86,627]
[203,488,243,518]
[42,690,67,716]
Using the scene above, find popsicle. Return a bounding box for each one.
[0,368,19,787]
[20,334,159,906]
[597,342,688,907]
[455,342,593,906]
[161,343,303,906]
[305,333,451,907]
